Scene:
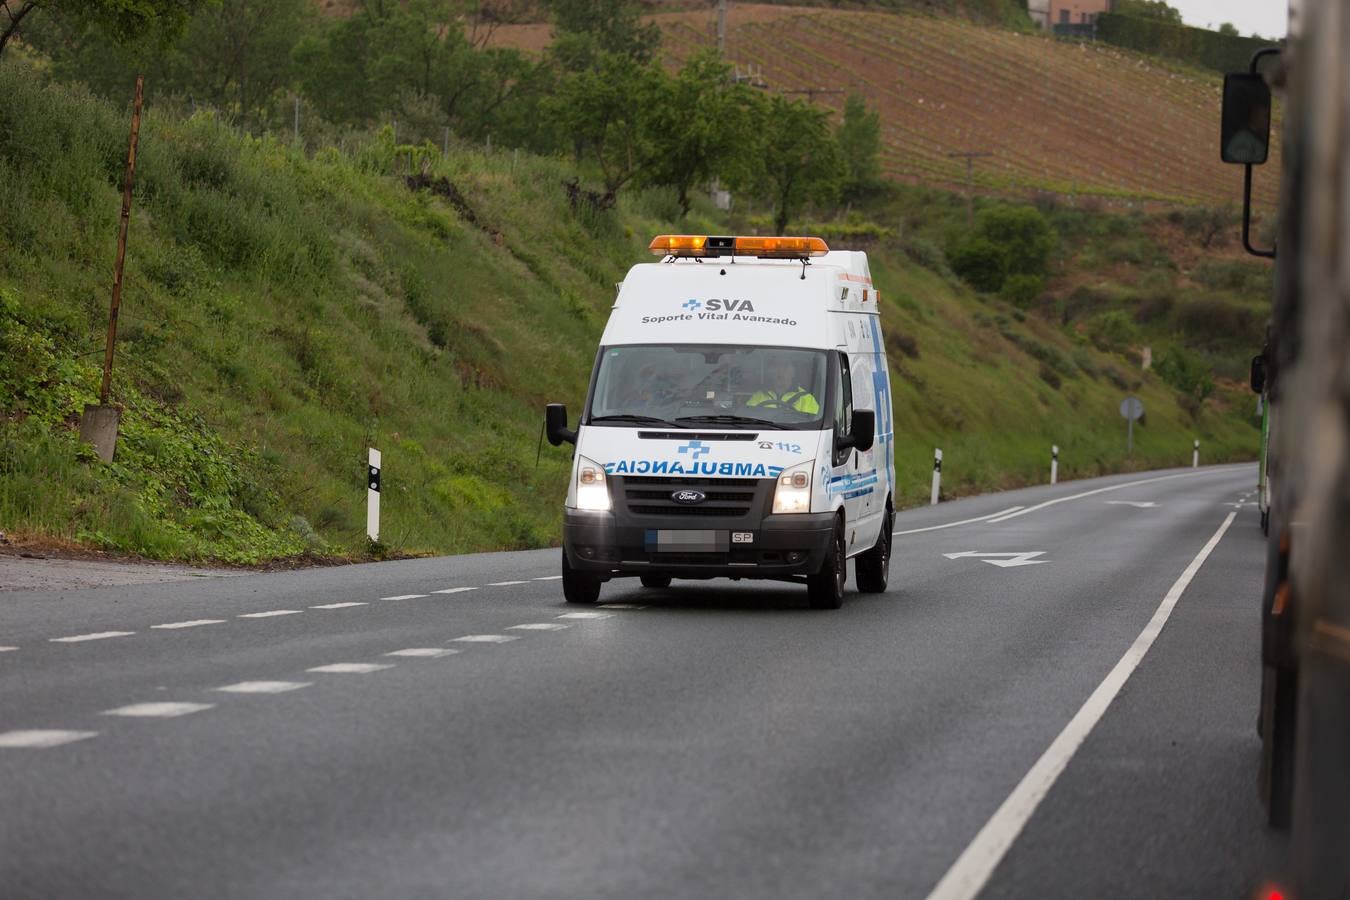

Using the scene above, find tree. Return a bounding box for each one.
[545,52,665,199]
[1113,0,1183,24]
[741,94,844,235]
[948,204,1056,293]
[548,0,658,72]
[1217,22,1238,36]
[1,0,202,59]
[837,93,882,203]
[642,51,757,217]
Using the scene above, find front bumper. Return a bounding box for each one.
[562,508,836,580]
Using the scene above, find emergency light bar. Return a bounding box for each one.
[649,234,830,259]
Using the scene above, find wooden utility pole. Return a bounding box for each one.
[947,150,992,227]
[100,74,144,406]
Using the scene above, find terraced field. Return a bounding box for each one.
[492,4,1278,208]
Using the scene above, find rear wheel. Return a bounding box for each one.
[855,506,892,593]
[807,520,846,609]
[640,574,672,589]
[1259,664,1298,829]
[561,549,601,604]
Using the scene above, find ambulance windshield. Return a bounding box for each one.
[589,345,827,429]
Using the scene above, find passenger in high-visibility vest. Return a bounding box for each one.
[749,361,820,414]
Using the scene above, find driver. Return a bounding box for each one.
[748,359,820,414]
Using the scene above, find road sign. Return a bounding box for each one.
[943,551,1048,568]
[1119,396,1144,420]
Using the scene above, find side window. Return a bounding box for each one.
[834,352,853,465]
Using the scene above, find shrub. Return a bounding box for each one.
[949,236,1006,292]
[1000,273,1044,308]
[1086,310,1141,352]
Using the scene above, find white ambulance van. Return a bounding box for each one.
[545,234,895,609]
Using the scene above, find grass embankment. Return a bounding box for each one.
[0,64,1260,563]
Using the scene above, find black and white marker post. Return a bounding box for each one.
[1051,444,1059,485]
[1193,439,1200,469]
[367,448,381,543]
[931,448,943,506]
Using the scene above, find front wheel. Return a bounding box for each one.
[561,549,601,604]
[807,520,845,609]
[855,507,892,593]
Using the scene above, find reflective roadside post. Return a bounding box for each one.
[1051,445,1059,485]
[1193,439,1200,468]
[931,448,943,506]
[367,448,381,544]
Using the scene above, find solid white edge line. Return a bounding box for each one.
[533,575,563,581]
[892,507,1024,537]
[922,511,1237,900]
[986,471,1219,524]
[432,587,478,594]
[238,610,302,618]
[310,602,367,610]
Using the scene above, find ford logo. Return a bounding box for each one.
[671,490,707,505]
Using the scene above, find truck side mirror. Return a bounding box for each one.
[851,409,875,453]
[1221,72,1271,165]
[1250,355,1267,394]
[545,403,576,446]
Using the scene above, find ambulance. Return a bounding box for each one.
[545,234,895,609]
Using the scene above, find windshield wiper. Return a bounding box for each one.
[589,414,683,427]
[674,414,789,430]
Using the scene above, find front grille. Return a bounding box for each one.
[620,476,761,517]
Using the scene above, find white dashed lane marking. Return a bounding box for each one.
[102,702,214,718]
[508,623,570,632]
[380,594,428,601]
[50,631,136,643]
[557,612,613,620]
[152,619,227,630]
[238,610,302,619]
[310,602,367,610]
[532,575,563,581]
[0,646,17,652]
[215,681,312,694]
[486,581,528,586]
[452,635,519,644]
[0,730,99,749]
[307,663,394,674]
[432,587,477,595]
[386,648,460,658]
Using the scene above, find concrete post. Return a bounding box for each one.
[1193,439,1200,469]
[931,448,943,506]
[367,448,382,543]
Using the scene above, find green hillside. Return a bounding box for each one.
[0,63,1261,563]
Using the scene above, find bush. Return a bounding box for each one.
[1000,273,1044,308]
[1097,13,1278,73]
[949,236,1006,292]
[1086,310,1141,352]
[1154,346,1215,415]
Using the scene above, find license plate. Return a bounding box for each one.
[645,530,729,552]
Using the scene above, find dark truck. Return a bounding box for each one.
[1221,3,1350,895]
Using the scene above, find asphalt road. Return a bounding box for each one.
[0,465,1288,899]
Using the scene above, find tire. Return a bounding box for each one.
[855,506,892,593]
[807,520,846,609]
[1260,508,1270,535]
[561,549,601,604]
[1259,664,1298,829]
[640,574,672,589]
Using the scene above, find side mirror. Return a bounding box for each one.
[1221,72,1271,165]
[545,403,576,446]
[1250,355,1267,394]
[851,409,875,453]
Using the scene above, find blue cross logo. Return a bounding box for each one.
[682,298,701,311]
[677,440,710,460]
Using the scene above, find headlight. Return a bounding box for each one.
[772,460,814,514]
[575,455,612,511]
